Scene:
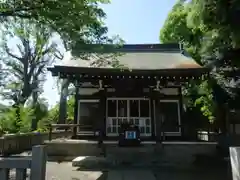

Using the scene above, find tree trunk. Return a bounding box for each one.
[12,104,21,133]
[31,91,38,131]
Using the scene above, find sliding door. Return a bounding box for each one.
[106,98,151,137]
[159,100,181,135]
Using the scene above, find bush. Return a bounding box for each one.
[0,105,33,134]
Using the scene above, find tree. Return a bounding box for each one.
[187,0,240,81]
[0,0,111,50]
[0,105,34,133]
[0,1,124,132]
[160,0,213,119]
[37,96,74,132]
[160,0,240,131]
[0,19,62,128]
[160,0,203,63]
[187,0,240,131]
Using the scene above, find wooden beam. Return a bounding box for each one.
[0,158,31,168]
[73,86,80,138]
[58,73,208,82]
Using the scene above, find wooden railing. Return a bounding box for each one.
[0,131,71,156]
[0,145,47,180]
[197,131,218,142]
[48,124,96,141]
[48,124,103,146]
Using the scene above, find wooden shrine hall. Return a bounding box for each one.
[48,43,209,141]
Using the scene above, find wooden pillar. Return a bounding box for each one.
[178,87,183,137]
[72,85,80,139]
[98,89,107,138]
[150,89,156,139]
[153,91,163,142]
[225,103,230,134]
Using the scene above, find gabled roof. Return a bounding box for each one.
[56,43,204,70]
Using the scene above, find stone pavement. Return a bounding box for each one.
[44,162,231,180]
[46,162,156,180]
[107,170,155,180]
[46,162,104,180]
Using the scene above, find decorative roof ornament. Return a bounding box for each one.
[99,80,104,90]
[154,80,161,91]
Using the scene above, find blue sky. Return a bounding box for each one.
[43,0,177,107]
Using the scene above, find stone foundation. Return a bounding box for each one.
[45,140,221,169]
[45,139,102,157]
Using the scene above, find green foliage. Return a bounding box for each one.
[0,0,123,134]
[37,105,59,132]
[194,81,215,123]
[67,96,75,122]
[0,105,33,134]
[160,0,215,122]
[0,0,112,50]
[160,0,203,63]
[37,96,75,131]
[0,96,75,134]
[160,0,240,124]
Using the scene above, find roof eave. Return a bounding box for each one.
[48,65,210,77]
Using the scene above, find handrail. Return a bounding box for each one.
[48,124,96,141]
[51,124,92,128]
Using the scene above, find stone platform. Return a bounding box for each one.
[44,139,223,169]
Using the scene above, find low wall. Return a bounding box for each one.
[45,139,102,159]
[0,131,71,155]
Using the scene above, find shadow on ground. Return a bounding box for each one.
[71,153,229,170]
[70,153,232,180]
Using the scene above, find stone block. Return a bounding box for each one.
[230,147,240,180]
[72,156,109,168]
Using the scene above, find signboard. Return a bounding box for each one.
[125,131,136,139]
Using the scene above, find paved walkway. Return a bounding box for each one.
[107,170,155,180]
[45,162,231,180]
[46,162,156,180]
[46,162,104,180]
[7,161,231,180]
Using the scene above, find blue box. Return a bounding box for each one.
[125,131,136,139]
